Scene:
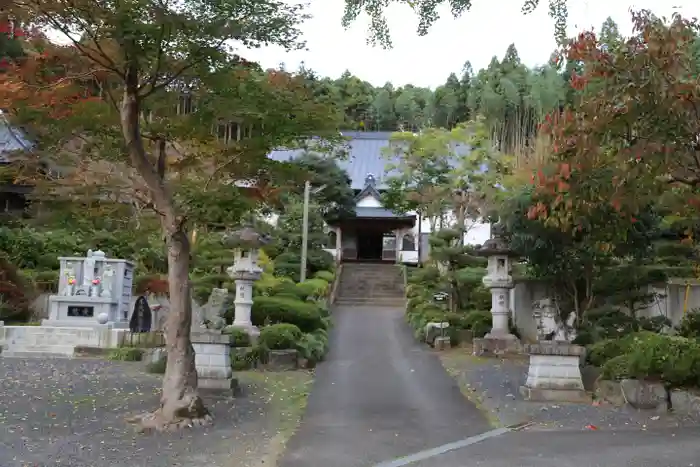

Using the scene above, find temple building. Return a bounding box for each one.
[268,131,491,264]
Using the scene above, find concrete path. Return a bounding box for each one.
[279,305,491,467]
[414,427,700,467]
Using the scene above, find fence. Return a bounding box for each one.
[118,331,165,348]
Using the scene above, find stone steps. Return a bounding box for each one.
[1,325,112,359]
[2,346,75,358]
[335,298,405,307]
[336,263,406,307]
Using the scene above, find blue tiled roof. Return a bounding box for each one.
[267,131,481,190]
[268,131,408,190]
[0,113,32,163]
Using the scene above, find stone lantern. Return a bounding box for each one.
[224,226,271,339]
[474,221,519,353]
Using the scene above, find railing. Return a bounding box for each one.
[118,331,165,348]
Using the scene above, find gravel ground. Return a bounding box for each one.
[0,357,311,467]
[440,349,700,432]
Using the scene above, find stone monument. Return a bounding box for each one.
[2,250,134,357]
[533,298,577,342]
[224,225,270,340]
[45,249,134,328]
[520,298,587,402]
[473,221,519,355]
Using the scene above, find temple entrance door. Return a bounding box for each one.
[357,230,383,260]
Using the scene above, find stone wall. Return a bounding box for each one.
[509,279,700,339]
[509,279,550,342]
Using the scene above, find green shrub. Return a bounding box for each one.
[676,311,700,339]
[407,265,440,286]
[259,323,303,350]
[253,274,294,297]
[223,327,251,347]
[306,250,334,275]
[296,278,329,300]
[462,310,492,338]
[601,354,632,380]
[251,296,325,332]
[273,262,301,283]
[32,269,59,292]
[108,348,143,361]
[297,328,330,366]
[581,307,637,340]
[313,270,335,282]
[637,315,672,333]
[585,332,655,367]
[626,333,700,388]
[270,281,307,299]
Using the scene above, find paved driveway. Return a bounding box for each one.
[279,305,490,467]
[413,427,700,467]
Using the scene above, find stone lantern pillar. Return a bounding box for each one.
[224,226,271,340]
[474,222,519,354]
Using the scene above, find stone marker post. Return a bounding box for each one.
[224,225,271,341]
[473,222,519,355]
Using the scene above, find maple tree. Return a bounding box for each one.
[529,11,700,236]
[0,0,339,430]
[506,10,700,318]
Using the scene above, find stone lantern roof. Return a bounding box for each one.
[475,222,517,257]
[224,225,271,249]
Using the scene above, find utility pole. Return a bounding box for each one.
[300,180,311,282]
[300,181,326,282]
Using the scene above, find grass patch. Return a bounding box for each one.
[236,370,314,467]
[439,348,503,429]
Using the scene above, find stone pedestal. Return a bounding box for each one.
[434,336,451,350]
[485,286,514,338]
[191,331,235,393]
[519,342,589,402]
[473,336,521,356]
[229,271,261,341]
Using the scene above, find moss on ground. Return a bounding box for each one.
[439,348,504,429]
[236,370,314,467]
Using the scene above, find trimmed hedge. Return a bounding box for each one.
[251,296,325,332]
[313,270,335,282]
[586,331,655,367]
[223,327,251,347]
[296,278,329,300]
[259,323,303,350]
[596,333,700,389]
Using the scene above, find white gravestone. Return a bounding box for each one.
[45,249,134,328]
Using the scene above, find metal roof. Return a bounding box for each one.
[267,131,479,190]
[0,112,32,163]
[355,206,412,219]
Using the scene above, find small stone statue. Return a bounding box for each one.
[100,264,115,298]
[202,288,229,330]
[82,249,96,288]
[533,298,577,342]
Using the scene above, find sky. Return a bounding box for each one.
[242,0,700,88]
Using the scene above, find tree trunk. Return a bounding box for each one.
[159,220,207,422]
[119,80,207,429]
